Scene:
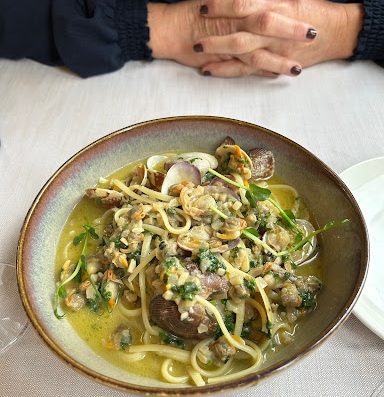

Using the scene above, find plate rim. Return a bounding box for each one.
[340,156,384,340]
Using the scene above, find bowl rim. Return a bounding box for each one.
[17,115,369,396]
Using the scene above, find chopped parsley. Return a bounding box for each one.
[163,256,179,269]
[299,290,317,308]
[159,331,185,348]
[244,278,256,293]
[166,207,177,216]
[198,249,226,274]
[119,330,132,350]
[215,313,235,338]
[171,282,200,301]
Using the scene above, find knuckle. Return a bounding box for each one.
[232,34,249,53]
[250,51,266,68]
[232,0,248,15]
[258,11,275,34]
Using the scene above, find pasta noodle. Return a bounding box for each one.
[56,144,324,386]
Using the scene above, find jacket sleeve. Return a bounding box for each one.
[0,0,180,77]
[349,0,384,66]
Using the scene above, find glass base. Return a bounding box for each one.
[0,263,29,354]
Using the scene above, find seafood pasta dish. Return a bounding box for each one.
[54,137,334,386]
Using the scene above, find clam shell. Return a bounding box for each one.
[220,136,236,146]
[161,161,201,195]
[248,148,275,180]
[147,155,168,171]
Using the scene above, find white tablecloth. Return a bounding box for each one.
[0,58,383,397]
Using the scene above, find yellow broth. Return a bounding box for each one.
[55,155,322,382]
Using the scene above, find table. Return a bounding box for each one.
[0,58,383,397]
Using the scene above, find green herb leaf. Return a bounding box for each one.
[245,190,257,208]
[284,209,296,220]
[84,225,99,240]
[244,279,256,293]
[245,228,259,237]
[248,184,271,202]
[299,291,316,308]
[171,282,200,301]
[159,331,185,348]
[73,232,86,246]
[198,249,226,274]
[57,285,67,299]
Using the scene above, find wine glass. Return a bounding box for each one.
[0,262,29,354]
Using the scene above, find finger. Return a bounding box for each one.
[245,12,317,41]
[200,0,268,18]
[194,32,264,55]
[242,49,302,76]
[201,59,278,78]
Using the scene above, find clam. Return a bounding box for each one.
[85,187,124,208]
[177,225,212,252]
[247,148,275,180]
[290,219,318,265]
[147,155,168,171]
[164,153,218,177]
[149,295,216,340]
[148,169,165,191]
[220,136,236,146]
[204,185,240,201]
[136,164,148,186]
[215,144,253,180]
[211,237,241,253]
[161,161,201,195]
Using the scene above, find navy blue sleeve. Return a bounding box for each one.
[332,0,384,66]
[0,0,181,77]
[350,0,384,65]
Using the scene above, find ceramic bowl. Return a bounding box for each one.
[17,116,368,395]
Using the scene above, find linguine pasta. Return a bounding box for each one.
[54,138,327,386]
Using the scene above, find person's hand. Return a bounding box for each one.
[147,0,363,78]
[147,0,310,76]
[196,0,364,77]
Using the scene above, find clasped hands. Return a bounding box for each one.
[148,0,362,78]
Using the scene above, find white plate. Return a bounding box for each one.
[340,157,384,340]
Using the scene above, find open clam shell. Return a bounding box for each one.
[248,148,275,180]
[161,161,201,195]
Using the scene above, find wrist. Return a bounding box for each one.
[147,3,169,59]
[330,3,364,60]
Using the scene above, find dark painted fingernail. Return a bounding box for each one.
[200,5,208,14]
[290,66,302,75]
[306,28,317,39]
[193,43,204,53]
[272,72,279,76]
[202,70,211,76]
